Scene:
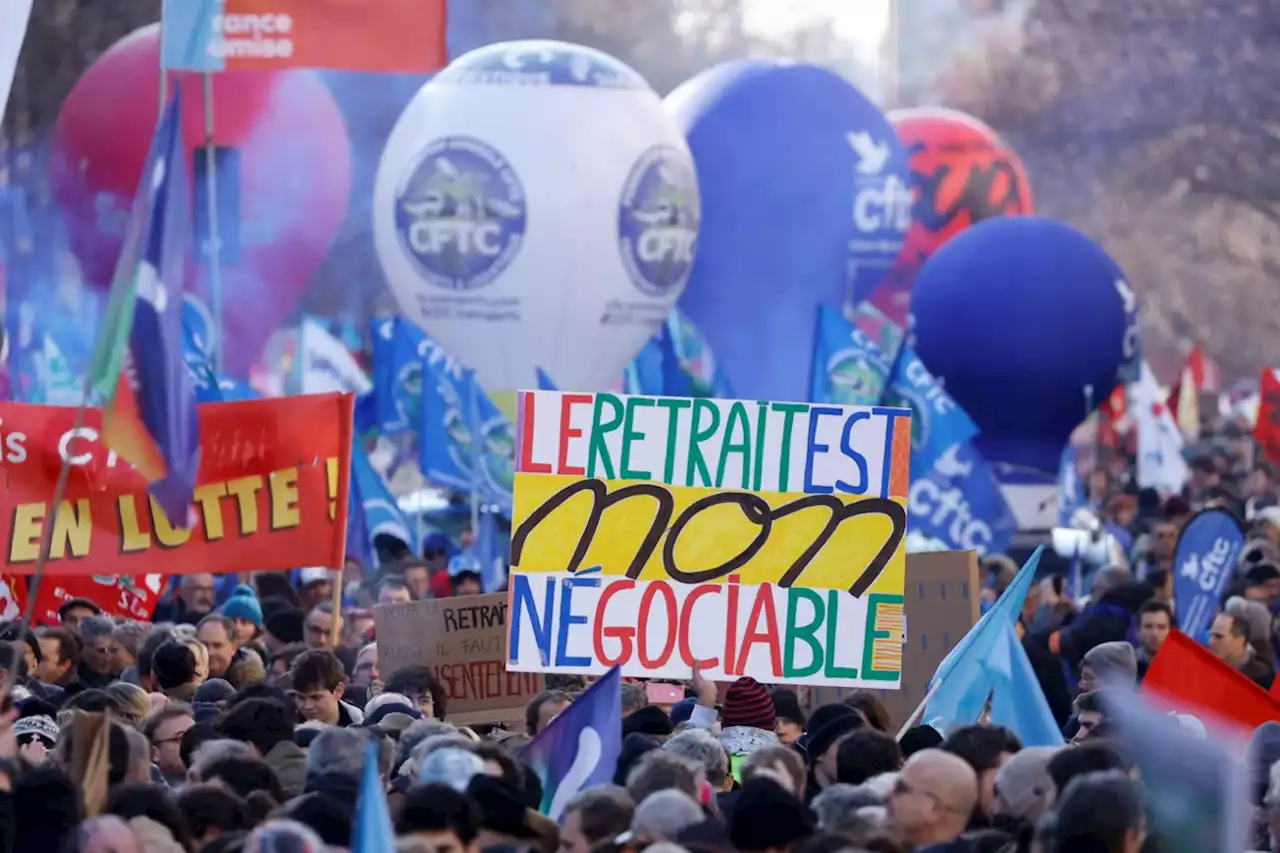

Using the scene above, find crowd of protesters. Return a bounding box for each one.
[0,418,1278,852]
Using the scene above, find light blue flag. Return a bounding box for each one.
[659,324,693,397]
[924,546,1045,734]
[666,310,733,397]
[984,618,1065,746]
[418,347,478,493]
[1057,445,1084,526]
[810,305,892,406]
[466,371,515,517]
[352,739,395,853]
[536,368,557,392]
[909,442,1017,560]
[882,346,979,474]
[160,0,225,72]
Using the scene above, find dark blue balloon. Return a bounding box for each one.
[668,60,910,402]
[910,216,1135,475]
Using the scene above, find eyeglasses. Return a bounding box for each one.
[305,623,327,635]
[152,735,186,746]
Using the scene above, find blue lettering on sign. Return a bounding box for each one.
[555,575,600,667]
[394,136,527,291]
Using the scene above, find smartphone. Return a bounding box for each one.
[646,683,683,706]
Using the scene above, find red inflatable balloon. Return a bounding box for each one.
[50,24,352,374]
[866,107,1033,327]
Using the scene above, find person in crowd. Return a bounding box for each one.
[184,637,211,686]
[152,641,202,703]
[841,690,895,733]
[1224,595,1277,670]
[110,622,148,676]
[835,729,902,786]
[133,627,177,692]
[352,642,380,694]
[78,615,123,689]
[451,566,485,597]
[58,597,102,633]
[396,781,482,850]
[664,729,732,795]
[296,569,334,613]
[217,697,306,798]
[385,664,448,720]
[629,789,705,846]
[1040,770,1147,853]
[303,603,341,651]
[35,626,80,689]
[1208,610,1276,688]
[886,749,978,852]
[378,575,415,605]
[196,615,239,682]
[940,724,1022,828]
[1077,641,1138,692]
[558,786,634,853]
[396,559,437,601]
[770,688,806,745]
[155,575,217,625]
[742,744,808,801]
[1135,599,1173,677]
[1137,521,1179,578]
[220,585,265,645]
[804,704,864,791]
[263,606,305,655]
[1070,691,1113,745]
[290,648,363,726]
[1146,567,1174,605]
[143,703,197,787]
[525,690,573,736]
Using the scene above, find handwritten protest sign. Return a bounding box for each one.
[809,550,980,723]
[506,391,911,688]
[375,594,542,726]
[0,394,353,576]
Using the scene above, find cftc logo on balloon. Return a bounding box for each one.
[849,131,912,236]
[617,146,700,297]
[394,136,527,291]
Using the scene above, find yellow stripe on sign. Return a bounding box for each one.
[870,600,905,674]
[510,473,907,596]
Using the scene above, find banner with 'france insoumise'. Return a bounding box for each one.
[506,391,911,688]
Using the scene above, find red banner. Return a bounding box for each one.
[0,394,353,577]
[24,575,164,626]
[1255,369,1280,466]
[1143,630,1280,731]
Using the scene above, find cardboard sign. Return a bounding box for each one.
[0,395,353,576]
[809,550,980,727]
[375,594,541,726]
[507,391,912,687]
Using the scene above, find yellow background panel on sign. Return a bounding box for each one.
[511,473,906,596]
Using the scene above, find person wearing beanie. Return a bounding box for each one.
[1078,640,1139,690]
[264,607,306,653]
[728,777,814,853]
[770,688,806,745]
[14,714,59,767]
[220,585,264,644]
[993,746,1060,826]
[803,704,863,790]
[718,677,780,775]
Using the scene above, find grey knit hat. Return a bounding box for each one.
[1081,641,1138,683]
[995,746,1061,822]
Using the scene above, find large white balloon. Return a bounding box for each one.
[373,40,700,393]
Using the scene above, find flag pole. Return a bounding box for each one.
[201,70,223,373]
[896,679,943,740]
[18,360,97,631]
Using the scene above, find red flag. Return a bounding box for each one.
[1254,369,1280,465]
[1142,630,1280,730]
[1187,345,1221,393]
[1097,384,1126,448]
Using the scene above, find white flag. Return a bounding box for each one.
[299,318,372,396]
[1130,361,1189,494]
[0,0,34,131]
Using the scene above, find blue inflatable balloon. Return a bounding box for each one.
[910,217,1139,476]
[667,60,911,402]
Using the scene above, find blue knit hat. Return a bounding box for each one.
[220,584,263,628]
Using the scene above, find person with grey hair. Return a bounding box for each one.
[560,786,635,853]
[243,818,326,853]
[621,683,648,716]
[627,750,704,805]
[418,747,485,792]
[394,719,458,777]
[810,783,883,836]
[188,739,257,782]
[630,790,704,844]
[78,614,121,687]
[664,728,731,792]
[110,621,149,674]
[305,726,394,794]
[1225,595,1277,669]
